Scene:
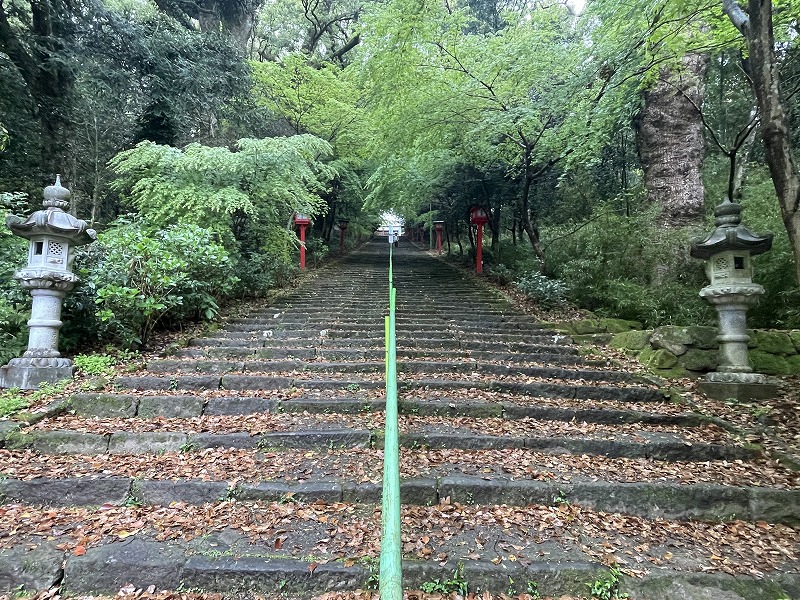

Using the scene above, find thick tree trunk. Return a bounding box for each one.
[635,52,709,227]
[723,0,800,283]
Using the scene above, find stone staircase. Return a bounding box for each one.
[0,239,798,599]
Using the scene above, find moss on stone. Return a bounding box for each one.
[610,330,652,351]
[598,318,637,333]
[784,353,800,375]
[572,333,614,346]
[789,330,800,352]
[749,350,791,376]
[679,349,718,372]
[651,366,692,379]
[650,326,692,356]
[685,325,718,349]
[640,347,679,369]
[572,319,603,335]
[753,330,797,355]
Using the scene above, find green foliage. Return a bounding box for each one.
[544,202,713,328]
[0,380,69,419]
[587,565,629,600]
[109,136,335,232]
[0,389,28,418]
[72,353,117,377]
[420,563,468,595]
[515,272,568,309]
[65,220,237,349]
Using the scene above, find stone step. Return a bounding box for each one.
[2,511,796,599]
[67,392,698,425]
[143,359,642,384]
[1,474,795,525]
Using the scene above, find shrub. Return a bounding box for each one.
[515,271,568,308]
[64,219,237,349]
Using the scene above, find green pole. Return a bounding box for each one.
[380,243,402,600]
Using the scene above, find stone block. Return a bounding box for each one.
[639,348,679,370]
[679,349,718,372]
[18,431,109,454]
[686,325,718,349]
[697,381,780,402]
[63,539,186,594]
[749,487,800,525]
[0,477,131,506]
[69,393,137,418]
[610,330,651,352]
[749,350,790,375]
[0,542,63,595]
[135,479,230,505]
[785,354,800,375]
[571,319,602,335]
[138,396,204,418]
[753,330,796,355]
[108,432,187,454]
[790,330,800,352]
[598,318,640,333]
[650,326,692,356]
[204,396,277,415]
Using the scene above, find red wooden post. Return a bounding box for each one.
[469,207,489,274]
[434,221,444,255]
[294,213,311,270]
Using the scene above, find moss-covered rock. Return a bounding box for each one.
[650,326,692,356]
[789,330,800,352]
[610,330,652,352]
[753,330,796,355]
[784,354,800,375]
[749,350,791,376]
[679,349,718,372]
[686,326,718,350]
[572,319,603,335]
[651,366,692,379]
[598,318,640,333]
[640,347,679,369]
[572,333,614,346]
[541,322,573,334]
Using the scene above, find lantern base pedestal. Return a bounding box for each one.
[0,358,74,390]
[697,373,779,402]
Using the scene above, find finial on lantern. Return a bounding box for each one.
[43,175,71,210]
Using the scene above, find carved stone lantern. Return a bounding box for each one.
[690,197,776,400]
[294,213,311,269]
[0,176,96,389]
[469,206,489,274]
[433,221,444,256]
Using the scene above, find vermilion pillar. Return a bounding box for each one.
[294,213,311,270]
[434,221,444,255]
[469,207,489,274]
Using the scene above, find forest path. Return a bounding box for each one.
[0,239,798,599]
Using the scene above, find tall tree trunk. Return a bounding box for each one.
[723,0,800,283]
[635,52,709,227]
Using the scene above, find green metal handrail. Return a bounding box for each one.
[379,238,402,599]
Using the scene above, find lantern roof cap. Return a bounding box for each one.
[690,197,772,260]
[6,176,96,246]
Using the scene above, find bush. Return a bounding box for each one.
[543,201,714,328]
[64,220,238,349]
[515,272,568,308]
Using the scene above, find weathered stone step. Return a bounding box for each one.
[2,524,796,599]
[402,378,663,402]
[9,423,748,463]
[143,358,641,384]
[65,393,699,426]
[0,470,796,525]
[112,374,385,392]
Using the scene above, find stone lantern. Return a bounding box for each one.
[690,197,775,400]
[0,176,96,389]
